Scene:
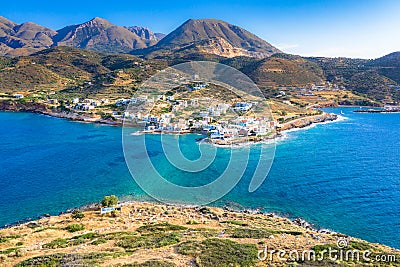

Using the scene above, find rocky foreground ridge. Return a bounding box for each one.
[0,202,398,266]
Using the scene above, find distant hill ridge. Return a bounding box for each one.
[0,16,165,56]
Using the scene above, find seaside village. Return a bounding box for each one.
[123,83,276,144]
[7,82,276,144]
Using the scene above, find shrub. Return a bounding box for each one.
[72,232,98,240]
[123,261,175,267]
[116,232,180,249]
[137,223,186,233]
[14,252,119,266]
[177,238,258,267]
[71,209,85,219]
[0,254,7,263]
[221,220,248,226]
[0,247,18,255]
[43,238,67,249]
[66,224,84,233]
[230,227,272,239]
[43,232,99,249]
[0,235,21,243]
[101,195,118,207]
[15,248,27,257]
[110,210,118,217]
[91,239,107,245]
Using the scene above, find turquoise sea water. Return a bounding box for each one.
[0,108,399,248]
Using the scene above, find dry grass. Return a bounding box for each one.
[0,202,398,266]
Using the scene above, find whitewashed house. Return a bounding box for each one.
[13,94,24,99]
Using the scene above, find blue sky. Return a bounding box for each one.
[2,0,400,58]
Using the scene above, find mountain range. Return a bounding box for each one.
[0,16,280,59]
[0,15,400,102]
[132,19,280,59]
[0,16,165,56]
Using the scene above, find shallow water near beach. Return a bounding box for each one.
[0,108,399,248]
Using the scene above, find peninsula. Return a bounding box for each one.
[0,200,398,266]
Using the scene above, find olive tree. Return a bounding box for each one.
[101,195,118,207]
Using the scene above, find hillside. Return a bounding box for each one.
[308,55,400,102]
[53,18,148,54]
[0,201,398,266]
[0,47,167,96]
[0,46,328,102]
[132,19,281,59]
[240,54,324,88]
[370,52,400,85]
[0,16,17,33]
[0,16,57,57]
[0,17,164,56]
[1,46,394,103]
[1,16,400,103]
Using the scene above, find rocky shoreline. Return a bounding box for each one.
[0,100,122,126]
[277,113,338,132]
[0,200,327,236]
[0,201,398,266]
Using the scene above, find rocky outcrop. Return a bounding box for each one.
[277,113,337,131]
[0,100,48,112]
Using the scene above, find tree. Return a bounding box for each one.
[101,195,118,207]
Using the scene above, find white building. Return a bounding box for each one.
[13,94,24,99]
[116,99,130,106]
[199,111,209,117]
[233,102,252,112]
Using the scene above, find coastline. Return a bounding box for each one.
[0,200,320,233]
[0,100,123,126]
[1,108,400,263]
[278,114,347,137]
[0,99,340,134]
[0,198,325,234]
[0,102,345,234]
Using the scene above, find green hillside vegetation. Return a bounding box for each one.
[242,53,324,87]
[0,57,64,92]
[371,51,400,83]
[0,47,168,100]
[308,56,400,102]
[1,15,400,103]
[1,45,400,103]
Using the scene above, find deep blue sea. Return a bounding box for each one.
[0,108,399,248]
